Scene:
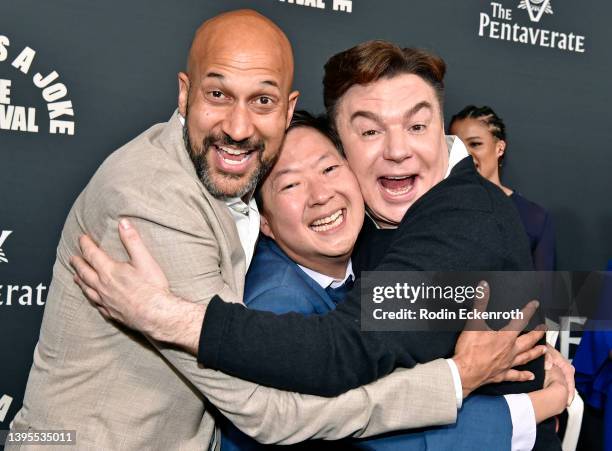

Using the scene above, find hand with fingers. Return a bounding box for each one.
[545,344,576,406]
[528,361,570,423]
[70,218,174,335]
[452,281,548,398]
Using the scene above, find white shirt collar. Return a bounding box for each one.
[225,197,257,215]
[298,260,354,289]
[445,135,469,178]
[224,197,259,269]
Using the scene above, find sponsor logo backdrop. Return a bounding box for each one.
[1,0,610,429]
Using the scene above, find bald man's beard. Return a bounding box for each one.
[183,124,275,200]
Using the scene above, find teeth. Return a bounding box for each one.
[310,210,344,232]
[311,209,342,226]
[380,175,415,195]
[222,154,249,165]
[384,184,412,195]
[216,145,251,165]
[218,145,248,156]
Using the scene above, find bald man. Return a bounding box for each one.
[8,10,486,450]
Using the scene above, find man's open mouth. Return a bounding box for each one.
[378,175,417,196]
[309,208,345,232]
[214,144,255,166]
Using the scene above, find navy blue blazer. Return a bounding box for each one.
[220,236,345,451]
[243,236,337,315]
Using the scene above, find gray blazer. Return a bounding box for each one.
[9,112,457,450]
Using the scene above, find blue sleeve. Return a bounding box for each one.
[246,286,319,316]
[354,395,512,451]
[424,395,512,450]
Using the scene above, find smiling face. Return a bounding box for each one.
[178,11,299,199]
[260,126,364,277]
[450,117,505,181]
[334,74,449,227]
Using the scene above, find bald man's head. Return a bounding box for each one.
[177,10,299,200]
[187,10,294,95]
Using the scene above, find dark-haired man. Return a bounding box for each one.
[70,41,572,449]
[220,111,567,450]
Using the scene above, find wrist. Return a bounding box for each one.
[528,382,567,423]
[453,355,479,398]
[148,292,204,355]
[547,382,569,415]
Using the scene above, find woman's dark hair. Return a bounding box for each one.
[449,105,507,165]
[255,110,342,213]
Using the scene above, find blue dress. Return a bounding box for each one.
[510,192,556,270]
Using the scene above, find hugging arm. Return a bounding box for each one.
[74,206,546,398]
[73,216,571,447]
[196,207,546,396]
[72,209,461,443]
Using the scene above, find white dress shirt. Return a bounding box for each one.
[298,260,354,289]
[225,197,260,269]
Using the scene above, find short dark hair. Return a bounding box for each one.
[323,40,446,122]
[286,110,344,154]
[449,105,507,164]
[254,110,343,213]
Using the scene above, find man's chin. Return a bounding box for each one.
[311,240,355,260]
[204,174,256,199]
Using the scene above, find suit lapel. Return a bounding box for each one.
[265,238,337,312]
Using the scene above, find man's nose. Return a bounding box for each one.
[308,181,335,207]
[382,128,413,162]
[222,103,255,143]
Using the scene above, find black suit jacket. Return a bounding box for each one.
[199,157,544,397]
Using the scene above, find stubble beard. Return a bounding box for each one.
[182,122,276,200]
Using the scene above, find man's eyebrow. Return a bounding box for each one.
[350,110,382,124]
[271,154,332,185]
[404,101,433,119]
[272,167,297,180]
[260,80,280,89]
[350,102,433,124]
[204,72,224,80]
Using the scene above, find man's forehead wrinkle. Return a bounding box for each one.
[204,53,284,71]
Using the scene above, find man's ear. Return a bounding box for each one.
[260,214,275,239]
[178,72,190,117]
[285,90,300,128]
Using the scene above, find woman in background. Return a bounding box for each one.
[449,105,556,270]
